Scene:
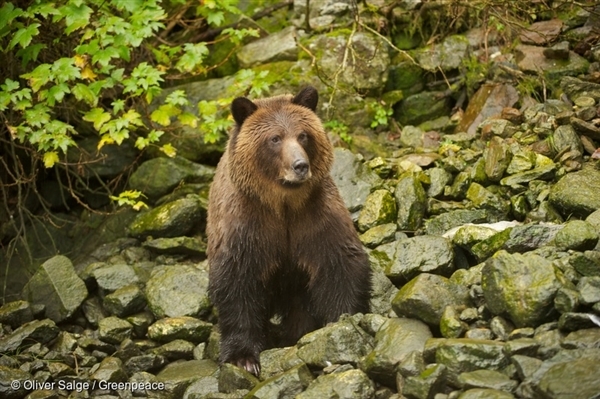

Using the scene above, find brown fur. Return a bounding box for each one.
[207,86,371,376]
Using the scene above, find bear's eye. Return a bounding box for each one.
[298,132,308,142]
[270,136,281,144]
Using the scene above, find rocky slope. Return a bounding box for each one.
[2,1,600,398]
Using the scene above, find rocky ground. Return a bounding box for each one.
[2,1,600,399]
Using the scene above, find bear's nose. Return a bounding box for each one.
[292,159,309,177]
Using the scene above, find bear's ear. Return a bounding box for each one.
[231,97,258,126]
[292,86,318,112]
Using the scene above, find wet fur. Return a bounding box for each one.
[206,87,372,376]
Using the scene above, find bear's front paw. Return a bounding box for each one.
[232,356,261,377]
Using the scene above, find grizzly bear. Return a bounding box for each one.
[206,86,371,376]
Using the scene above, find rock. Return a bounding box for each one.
[145,265,210,318]
[544,41,570,60]
[129,157,214,202]
[484,137,512,182]
[357,190,397,232]
[392,273,469,327]
[458,388,515,399]
[394,91,451,126]
[403,363,447,399]
[147,316,212,344]
[452,225,498,256]
[296,369,375,399]
[520,19,563,45]
[153,359,218,399]
[294,0,355,30]
[98,316,133,344]
[511,354,543,381]
[359,223,397,248]
[553,125,583,154]
[427,167,453,198]
[128,196,205,239]
[297,317,372,368]
[482,251,559,327]
[218,363,259,393]
[435,338,509,386]
[237,26,298,68]
[549,164,600,217]
[414,35,469,71]
[561,76,600,102]
[368,266,399,316]
[247,363,314,399]
[182,375,219,398]
[383,236,455,284]
[395,173,427,231]
[457,84,519,137]
[577,276,600,305]
[502,223,562,253]
[457,369,518,392]
[0,300,33,328]
[361,318,432,386]
[331,148,381,213]
[0,366,30,399]
[424,209,491,236]
[500,165,556,187]
[308,30,389,90]
[90,356,128,382]
[125,354,167,374]
[533,349,600,399]
[103,284,147,317]
[515,44,589,79]
[0,319,59,353]
[150,339,195,361]
[563,328,600,349]
[571,117,600,140]
[259,346,304,380]
[142,236,207,256]
[440,306,468,338]
[466,183,510,217]
[21,255,88,323]
[553,220,599,250]
[93,263,140,291]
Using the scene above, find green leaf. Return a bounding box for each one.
[206,10,224,26]
[113,0,143,13]
[72,83,98,106]
[0,3,23,34]
[16,43,46,67]
[24,104,51,128]
[175,43,209,73]
[92,46,120,67]
[178,112,198,128]
[0,92,10,111]
[9,23,40,50]
[112,99,125,114]
[83,107,111,131]
[52,58,81,82]
[60,3,93,34]
[21,63,52,92]
[46,83,71,106]
[160,143,177,157]
[165,90,189,106]
[150,104,181,126]
[1,78,19,92]
[43,151,59,168]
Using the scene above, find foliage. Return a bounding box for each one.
[369,102,394,129]
[324,120,352,145]
[0,0,268,269]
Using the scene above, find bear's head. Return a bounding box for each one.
[226,86,334,208]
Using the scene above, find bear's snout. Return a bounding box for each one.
[292,159,309,178]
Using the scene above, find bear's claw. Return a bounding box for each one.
[234,357,260,377]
